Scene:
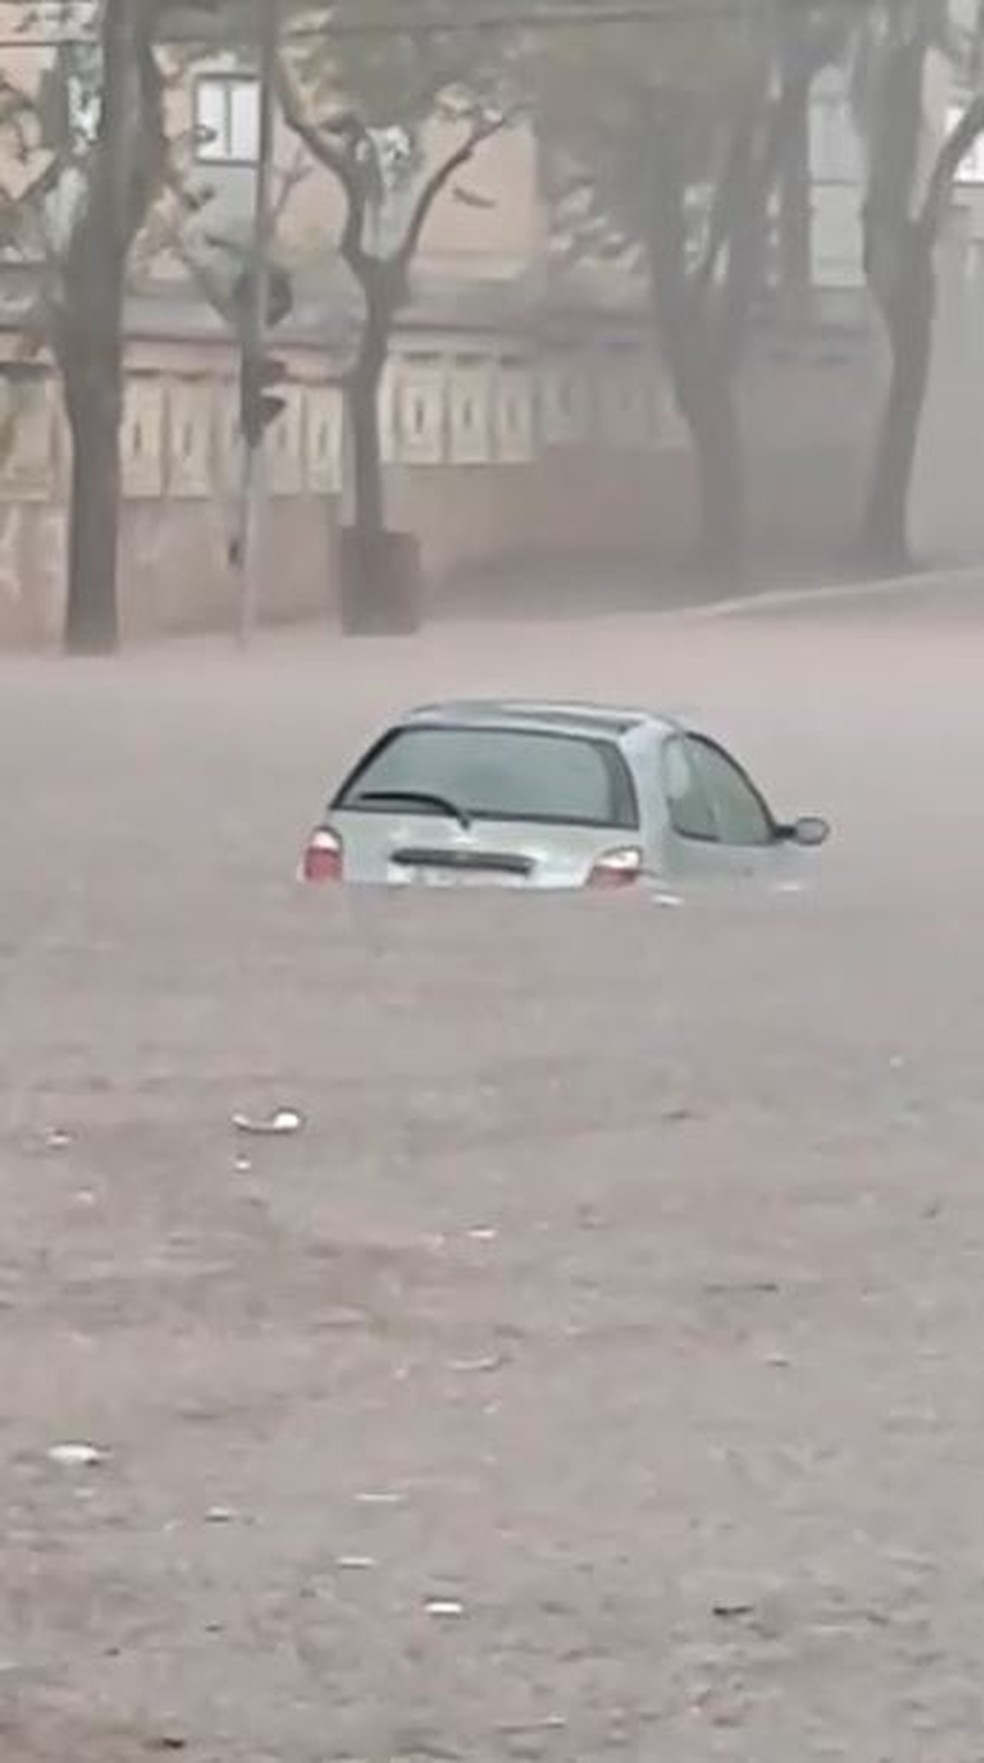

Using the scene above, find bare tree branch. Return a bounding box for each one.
[452,182,496,209]
[919,92,984,237]
[148,157,239,319]
[273,54,362,204]
[274,51,369,266]
[396,110,510,268]
[142,127,306,332]
[172,239,239,322]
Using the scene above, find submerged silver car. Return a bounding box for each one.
[299,699,829,890]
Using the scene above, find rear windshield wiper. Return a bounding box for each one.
[350,789,471,829]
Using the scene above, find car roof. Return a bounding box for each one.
[402,698,676,739]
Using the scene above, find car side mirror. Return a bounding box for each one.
[792,815,830,848]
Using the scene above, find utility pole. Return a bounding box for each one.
[234,0,279,646]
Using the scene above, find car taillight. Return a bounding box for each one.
[586,846,643,889]
[300,827,343,883]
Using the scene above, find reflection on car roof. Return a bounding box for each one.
[403,699,665,737]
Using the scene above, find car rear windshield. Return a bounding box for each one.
[335,725,639,829]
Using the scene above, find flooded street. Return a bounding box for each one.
[3,589,984,1760]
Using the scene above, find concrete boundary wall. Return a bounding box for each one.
[0,329,873,646]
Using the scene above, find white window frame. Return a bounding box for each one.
[193,72,260,166]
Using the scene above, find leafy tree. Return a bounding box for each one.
[0,0,174,652]
[276,1,516,628]
[534,2,851,580]
[852,0,984,570]
[0,0,246,653]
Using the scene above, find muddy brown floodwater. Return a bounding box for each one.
[3,584,984,1761]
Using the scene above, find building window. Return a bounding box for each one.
[194,74,260,166]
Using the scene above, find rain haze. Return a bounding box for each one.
[4,2,984,1760]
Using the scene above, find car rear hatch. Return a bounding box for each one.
[324,720,643,888]
[332,811,632,888]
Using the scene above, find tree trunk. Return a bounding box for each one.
[339,297,400,629]
[345,350,385,544]
[55,0,159,655]
[660,303,746,581]
[339,292,424,632]
[859,228,935,573]
[684,362,746,582]
[63,351,124,653]
[644,149,747,585]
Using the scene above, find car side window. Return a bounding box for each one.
[688,736,775,847]
[661,735,718,841]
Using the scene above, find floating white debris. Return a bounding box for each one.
[336,1555,376,1570]
[46,1442,109,1469]
[355,1491,405,1507]
[424,1598,465,1618]
[232,1108,305,1137]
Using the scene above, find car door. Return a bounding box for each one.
[659,731,790,884]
